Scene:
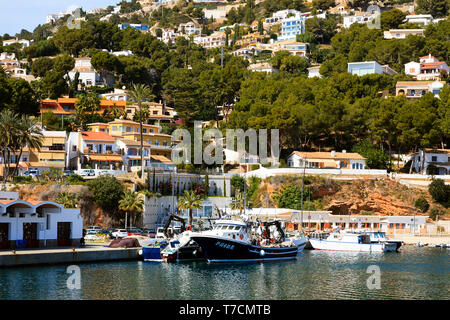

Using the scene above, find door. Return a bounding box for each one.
[57,222,71,246]
[23,223,38,248]
[0,223,9,249]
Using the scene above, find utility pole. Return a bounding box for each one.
[220,46,224,69]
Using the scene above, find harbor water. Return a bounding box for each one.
[0,246,448,300]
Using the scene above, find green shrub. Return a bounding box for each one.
[66,174,85,184]
[414,196,430,213]
[272,184,311,209]
[87,175,125,214]
[428,179,449,207]
[13,176,33,184]
[429,207,445,221]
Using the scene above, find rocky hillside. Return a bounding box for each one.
[253,176,449,219]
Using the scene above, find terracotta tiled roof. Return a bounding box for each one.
[150,155,173,164]
[422,148,450,154]
[420,62,445,68]
[119,139,151,147]
[81,132,115,142]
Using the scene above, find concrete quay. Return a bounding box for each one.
[0,244,142,267]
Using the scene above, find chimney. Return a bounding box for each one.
[342,150,346,153]
[331,151,336,157]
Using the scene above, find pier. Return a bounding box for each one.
[0,244,141,267]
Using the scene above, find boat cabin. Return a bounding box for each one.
[212,220,249,242]
[328,233,371,244]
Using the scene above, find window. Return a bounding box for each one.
[143,129,147,133]
[72,145,77,152]
[431,156,437,162]
[106,145,112,152]
[126,126,132,132]
[153,111,158,115]
[112,126,117,131]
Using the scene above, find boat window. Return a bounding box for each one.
[234,226,241,231]
[227,226,234,230]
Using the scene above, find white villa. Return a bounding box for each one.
[287,151,367,170]
[410,149,450,175]
[383,29,424,39]
[404,54,449,81]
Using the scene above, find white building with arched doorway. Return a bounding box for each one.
[0,192,82,249]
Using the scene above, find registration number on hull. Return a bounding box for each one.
[215,241,235,250]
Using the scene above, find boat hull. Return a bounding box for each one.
[142,242,168,262]
[162,244,206,263]
[309,239,397,252]
[190,235,305,262]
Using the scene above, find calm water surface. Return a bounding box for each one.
[0,246,448,300]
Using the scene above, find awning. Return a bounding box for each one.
[87,154,123,162]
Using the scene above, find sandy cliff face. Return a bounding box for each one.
[257,177,447,218]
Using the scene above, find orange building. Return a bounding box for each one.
[40,98,127,116]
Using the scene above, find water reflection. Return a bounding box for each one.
[0,247,447,300]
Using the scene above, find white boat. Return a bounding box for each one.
[308,231,398,252]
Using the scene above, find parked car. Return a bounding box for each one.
[98,229,113,239]
[87,225,102,230]
[24,170,38,176]
[142,228,156,238]
[78,169,95,176]
[112,229,128,238]
[156,227,166,239]
[98,169,111,176]
[127,228,143,236]
[63,170,75,176]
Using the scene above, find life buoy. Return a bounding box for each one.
[186,225,191,231]
[239,234,244,240]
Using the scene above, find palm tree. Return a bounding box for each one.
[231,190,246,215]
[119,190,144,229]
[11,116,43,177]
[0,111,43,182]
[129,84,155,180]
[178,190,202,227]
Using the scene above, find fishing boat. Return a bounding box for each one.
[308,230,398,252]
[190,219,307,263]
